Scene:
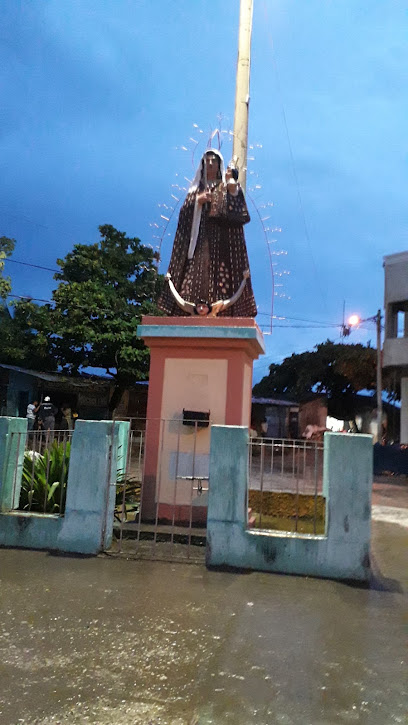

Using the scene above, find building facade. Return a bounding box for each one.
[383,250,408,443]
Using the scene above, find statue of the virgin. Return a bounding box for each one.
[158,149,257,317]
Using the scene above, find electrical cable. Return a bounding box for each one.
[261,1,328,313]
[4,258,58,273]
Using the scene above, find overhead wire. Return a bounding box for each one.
[261,1,328,314]
[4,258,58,273]
[2,234,372,337]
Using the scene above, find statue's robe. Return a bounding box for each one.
[158,186,257,317]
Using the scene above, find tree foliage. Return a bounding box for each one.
[0,300,55,370]
[253,341,379,419]
[0,226,163,412]
[0,236,15,300]
[48,225,163,409]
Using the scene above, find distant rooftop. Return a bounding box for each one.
[252,397,298,407]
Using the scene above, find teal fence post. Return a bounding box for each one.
[206,427,372,581]
[0,417,28,511]
[206,425,248,567]
[58,420,130,554]
[323,432,372,577]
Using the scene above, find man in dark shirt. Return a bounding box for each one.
[37,396,58,432]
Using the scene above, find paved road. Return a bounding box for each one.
[0,514,407,725]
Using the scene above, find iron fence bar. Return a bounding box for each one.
[249,436,253,491]
[170,420,182,548]
[270,437,274,476]
[259,438,265,529]
[303,440,307,483]
[138,429,143,477]
[295,445,300,533]
[59,432,70,515]
[118,427,134,553]
[135,421,150,548]
[28,430,39,512]
[281,439,284,477]
[100,420,116,551]
[11,432,22,511]
[313,443,319,534]
[247,436,324,536]
[152,418,166,556]
[43,431,53,513]
[187,421,198,559]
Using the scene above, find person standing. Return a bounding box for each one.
[26,400,39,431]
[37,396,58,433]
[60,404,73,432]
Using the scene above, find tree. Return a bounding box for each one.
[49,225,163,412]
[0,299,55,370]
[0,236,15,300]
[253,340,378,422]
[0,235,55,370]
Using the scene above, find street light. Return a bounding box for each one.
[347,310,383,443]
[347,314,361,328]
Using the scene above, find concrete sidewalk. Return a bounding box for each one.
[372,475,408,529]
[0,517,407,725]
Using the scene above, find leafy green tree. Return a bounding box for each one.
[0,299,55,370]
[0,236,15,300]
[253,340,378,422]
[0,235,55,370]
[49,224,163,412]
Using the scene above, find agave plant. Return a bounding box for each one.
[20,440,71,514]
[115,472,141,522]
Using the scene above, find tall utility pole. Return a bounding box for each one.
[233,0,253,193]
[376,309,383,443]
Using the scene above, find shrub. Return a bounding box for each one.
[20,441,71,514]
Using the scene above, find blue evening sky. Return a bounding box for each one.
[1,1,407,382]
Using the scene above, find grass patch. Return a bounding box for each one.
[248,490,326,535]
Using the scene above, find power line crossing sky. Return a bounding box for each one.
[1,1,406,381]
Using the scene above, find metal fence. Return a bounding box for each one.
[248,437,325,535]
[10,430,72,516]
[111,418,208,562]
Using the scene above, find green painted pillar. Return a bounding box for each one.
[206,425,248,568]
[323,432,373,576]
[0,417,28,511]
[59,420,130,554]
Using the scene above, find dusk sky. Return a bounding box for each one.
[1,1,407,382]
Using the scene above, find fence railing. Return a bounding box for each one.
[248,437,325,535]
[10,430,72,516]
[112,418,209,561]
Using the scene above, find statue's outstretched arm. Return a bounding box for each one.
[165,273,195,315]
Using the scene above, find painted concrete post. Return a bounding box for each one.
[206,425,248,567]
[0,417,28,511]
[323,432,372,575]
[59,420,130,553]
[0,419,130,555]
[206,427,373,581]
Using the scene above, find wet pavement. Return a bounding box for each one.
[0,514,407,725]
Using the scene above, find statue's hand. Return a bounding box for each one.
[210,300,225,317]
[197,191,212,207]
[243,269,250,280]
[165,272,171,281]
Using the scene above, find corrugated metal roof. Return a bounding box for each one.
[252,397,299,407]
[0,363,110,387]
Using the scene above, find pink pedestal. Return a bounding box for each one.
[138,316,265,523]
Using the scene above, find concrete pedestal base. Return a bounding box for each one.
[138,317,265,523]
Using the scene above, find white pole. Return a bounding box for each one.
[376,309,383,443]
[233,0,253,193]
